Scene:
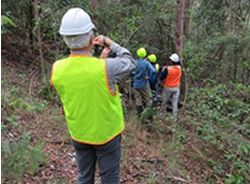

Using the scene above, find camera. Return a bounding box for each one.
[94,45,117,58]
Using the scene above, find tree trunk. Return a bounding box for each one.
[176,0,187,105]
[221,0,233,82]
[33,0,45,84]
[90,0,97,23]
[176,0,185,62]
[233,39,238,82]
[227,0,232,34]
[184,0,193,39]
[27,0,34,54]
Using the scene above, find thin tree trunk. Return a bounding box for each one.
[176,0,185,62]
[27,0,34,54]
[184,0,193,39]
[176,0,187,105]
[242,66,245,85]
[221,0,233,82]
[34,0,45,84]
[233,39,238,82]
[90,0,97,23]
[227,0,232,34]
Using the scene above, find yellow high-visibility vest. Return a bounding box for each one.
[155,63,160,73]
[51,55,124,145]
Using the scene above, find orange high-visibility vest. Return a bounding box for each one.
[164,66,182,88]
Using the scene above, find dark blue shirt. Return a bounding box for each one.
[133,59,156,89]
[149,63,158,86]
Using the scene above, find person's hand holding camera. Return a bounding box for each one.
[93,35,113,47]
[99,48,111,59]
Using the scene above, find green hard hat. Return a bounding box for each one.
[137,47,147,58]
[148,54,157,63]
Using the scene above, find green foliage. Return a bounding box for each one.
[140,107,156,121]
[1,132,47,181]
[28,100,49,112]
[1,0,250,182]
[1,0,249,85]
[1,15,16,27]
[1,80,49,117]
[184,0,250,84]
[93,0,176,61]
[1,15,16,34]
[225,174,244,184]
[1,115,20,133]
[178,134,186,144]
[187,83,250,183]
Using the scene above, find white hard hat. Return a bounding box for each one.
[169,53,179,63]
[59,8,95,35]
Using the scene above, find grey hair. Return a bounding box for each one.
[63,30,94,49]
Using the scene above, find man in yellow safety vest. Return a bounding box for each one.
[50,7,136,184]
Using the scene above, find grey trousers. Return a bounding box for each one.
[71,134,121,184]
[134,85,152,107]
[160,86,180,116]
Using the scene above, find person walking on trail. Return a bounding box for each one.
[147,54,160,107]
[50,8,136,184]
[159,53,182,120]
[132,48,156,116]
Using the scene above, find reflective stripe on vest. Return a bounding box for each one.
[51,55,124,145]
[164,66,182,88]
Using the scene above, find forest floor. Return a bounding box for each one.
[1,55,222,184]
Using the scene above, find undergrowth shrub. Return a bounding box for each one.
[1,81,48,182]
[186,81,250,183]
[1,132,47,182]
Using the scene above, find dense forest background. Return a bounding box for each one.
[1,0,250,183]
